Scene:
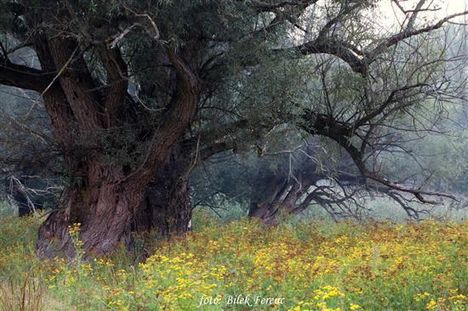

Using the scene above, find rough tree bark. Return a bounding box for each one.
[132,142,194,237]
[37,164,141,257]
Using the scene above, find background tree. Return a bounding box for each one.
[193,12,468,223]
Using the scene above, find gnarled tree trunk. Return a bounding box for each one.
[32,40,200,258]
[248,173,318,225]
[36,162,144,258]
[248,164,368,224]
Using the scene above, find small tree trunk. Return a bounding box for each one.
[146,177,192,237]
[248,175,315,225]
[248,202,279,225]
[132,143,194,237]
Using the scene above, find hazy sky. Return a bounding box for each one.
[376,0,467,31]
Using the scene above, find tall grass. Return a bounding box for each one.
[0,200,16,218]
[0,272,45,311]
[0,210,466,310]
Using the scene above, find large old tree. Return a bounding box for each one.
[0,0,466,257]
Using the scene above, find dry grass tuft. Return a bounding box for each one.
[0,272,45,311]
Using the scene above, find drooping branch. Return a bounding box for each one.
[299,109,458,205]
[364,172,456,203]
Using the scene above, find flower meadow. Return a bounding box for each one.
[0,213,466,311]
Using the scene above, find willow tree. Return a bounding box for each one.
[0,0,314,257]
[0,0,466,257]
[194,2,468,224]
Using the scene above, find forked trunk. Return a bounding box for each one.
[32,35,200,258]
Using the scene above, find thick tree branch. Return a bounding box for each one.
[252,0,318,12]
[130,48,200,184]
[293,38,367,74]
[47,38,103,132]
[98,46,129,127]
[0,59,52,92]
[286,8,468,75]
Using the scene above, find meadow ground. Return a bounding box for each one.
[0,211,466,311]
